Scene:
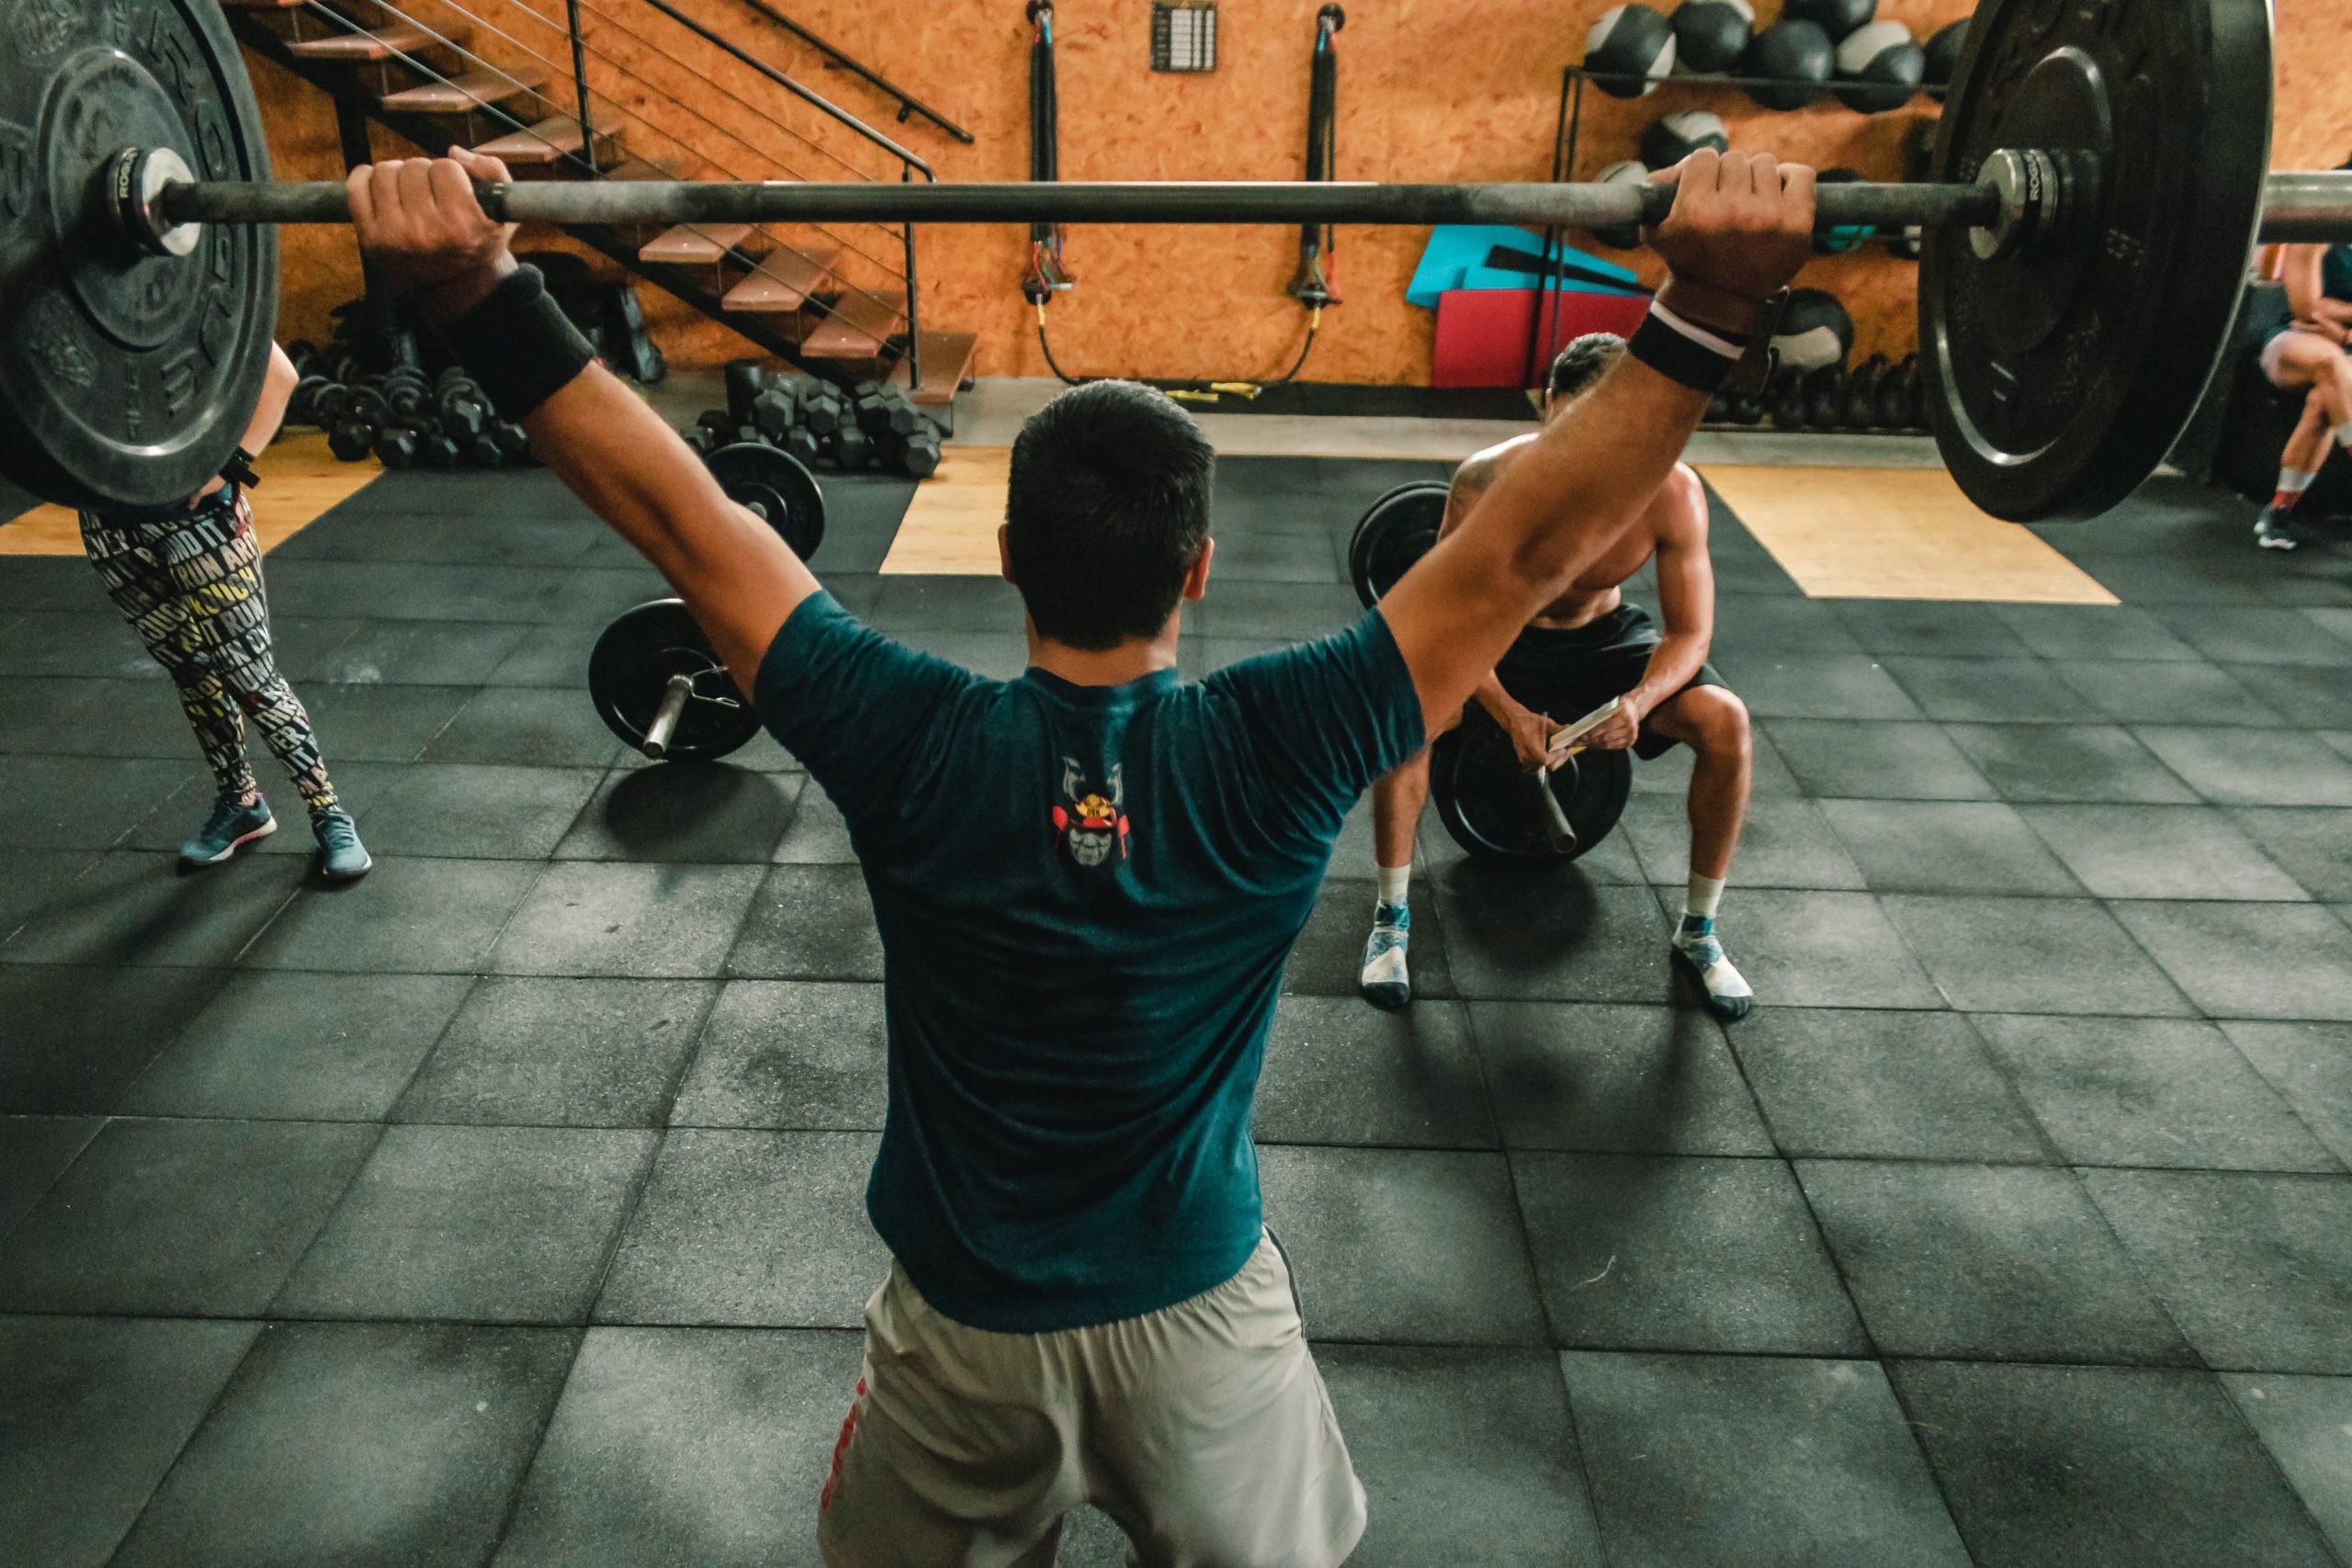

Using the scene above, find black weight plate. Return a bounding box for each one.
[0,0,278,512]
[1922,0,2271,523]
[1430,709,1633,865]
[587,598,761,761]
[706,441,826,563]
[1346,479,1450,609]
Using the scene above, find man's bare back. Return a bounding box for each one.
[1442,436,1712,629]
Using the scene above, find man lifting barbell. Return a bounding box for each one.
[1361,333,1756,1021]
[345,141,1815,1565]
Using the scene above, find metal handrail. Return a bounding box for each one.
[724,0,973,144]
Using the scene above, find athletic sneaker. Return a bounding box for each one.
[1670,915,1753,1021]
[180,794,276,867]
[2255,510,2306,551]
[1359,901,1412,1010]
[311,807,372,880]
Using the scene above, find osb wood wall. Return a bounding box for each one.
[256,0,2347,383]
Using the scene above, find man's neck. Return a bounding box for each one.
[1025,617,1183,687]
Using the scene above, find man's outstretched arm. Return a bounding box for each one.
[346,149,815,691]
[1378,151,1814,739]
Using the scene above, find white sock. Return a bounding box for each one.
[2335,422,2352,450]
[1375,863,1410,909]
[1684,873,1725,923]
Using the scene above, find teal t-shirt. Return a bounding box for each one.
[757,594,1424,1333]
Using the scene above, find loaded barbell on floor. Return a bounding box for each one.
[0,0,2337,524]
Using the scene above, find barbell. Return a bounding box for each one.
[0,0,2339,523]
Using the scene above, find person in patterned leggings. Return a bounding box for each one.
[78,343,370,879]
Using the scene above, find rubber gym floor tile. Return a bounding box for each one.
[2018,803,2310,901]
[1939,721,2198,805]
[1725,1009,2052,1163]
[1430,868,1667,1004]
[1761,719,1996,801]
[494,862,765,979]
[1256,1145,1548,1347]
[1254,996,1495,1148]
[1190,580,1366,640]
[1973,1014,2339,1173]
[2222,1021,2352,1168]
[121,972,473,1122]
[111,759,405,855]
[865,574,1025,632]
[801,570,882,620]
[1285,875,1456,1000]
[0,753,192,848]
[2052,656,2288,727]
[0,963,225,1114]
[1623,794,1866,891]
[1320,1346,1607,1568]
[106,1321,578,1568]
[666,980,887,1131]
[1985,602,2205,661]
[1675,887,1943,1010]
[594,1129,888,1328]
[2244,809,2352,903]
[1821,799,2083,896]
[0,609,164,677]
[275,1124,659,1324]
[726,863,886,982]
[422,685,631,768]
[2082,1168,2352,1372]
[243,857,541,975]
[770,787,857,863]
[303,619,535,687]
[1828,600,2034,658]
[2223,661,2352,730]
[1558,1350,1971,1568]
[292,681,474,761]
[0,1114,101,1235]
[1882,657,2103,725]
[336,761,604,860]
[1467,1001,1772,1156]
[1218,454,1339,494]
[0,1117,376,1314]
[282,513,601,568]
[1879,895,2196,1017]
[489,1325,864,1568]
[1798,1160,2195,1364]
[0,558,104,611]
[2149,604,2352,666]
[1886,1360,2342,1568]
[394,977,716,1128]
[0,675,115,754]
[2133,726,2352,806]
[2109,900,2352,1021]
[0,847,101,943]
[542,566,679,628]
[1713,655,1926,722]
[2064,550,2277,606]
[1209,530,1346,584]
[1624,721,1804,798]
[1710,593,1866,653]
[2220,1373,2352,1560]
[482,621,602,687]
[1511,1152,1865,1356]
[48,677,222,761]
[266,559,580,624]
[554,764,800,863]
[0,1314,262,1568]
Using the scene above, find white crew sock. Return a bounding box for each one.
[1684,873,1725,923]
[1375,863,1410,909]
[2335,422,2352,450]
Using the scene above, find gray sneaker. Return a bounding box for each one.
[311,807,372,880]
[181,794,276,867]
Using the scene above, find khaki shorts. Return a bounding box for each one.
[818,1232,1366,1568]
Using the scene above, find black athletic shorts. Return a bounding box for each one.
[1491,603,1726,761]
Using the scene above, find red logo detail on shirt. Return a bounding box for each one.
[1055,758,1129,866]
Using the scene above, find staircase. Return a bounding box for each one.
[221,0,979,410]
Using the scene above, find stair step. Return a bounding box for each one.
[474,112,623,165]
[640,224,765,264]
[721,248,842,312]
[600,157,676,183]
[801,288,910,359]
[285,21,460,60]
[378,65,548,114]
[887,329,981,407]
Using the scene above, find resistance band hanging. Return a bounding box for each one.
[1023,0,1071,309]
[1288,5,1342,312]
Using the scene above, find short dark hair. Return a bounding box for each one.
[1005,380,1216,649]
[1546,333,1628,401]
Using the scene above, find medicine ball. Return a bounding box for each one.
[1743,20,1834,110]
[1640,110,1730,172]
[1781,0,1874,42]
[1585,4,1677,97]
[1813,169,1871,254]
[1834,20,1924,112]
[1923,17,1970,101]
[1669,0,1752,74]
[1770,288,1854,373]
[1590,160,1652,250]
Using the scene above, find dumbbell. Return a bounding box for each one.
[724,360,774,423]
[751,387,798,443]
[383,367,431,422]
[898,427,943,479]
[1805,367,1849,430]
[373,425,421,469]
[467,432,505,468]
[783,426,821,467]
[832,427,873,469]
[858,389,923,438]
[798,386,845,435]
[492,423,534,465]
[415,429,463,468]
[682,423,719,457]
[695,408,736,441]
[438,394,488,442]
[328,419,376,463]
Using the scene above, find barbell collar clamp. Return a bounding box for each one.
[110,147,202,259]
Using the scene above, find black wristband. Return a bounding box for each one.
[1627,302,1747,396]
[436,265,597,422]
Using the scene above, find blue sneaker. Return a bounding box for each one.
[180,794,276,867]
[311,807,372,881]
[1671,915,1754,1021]
[1360,901,1412,1010]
